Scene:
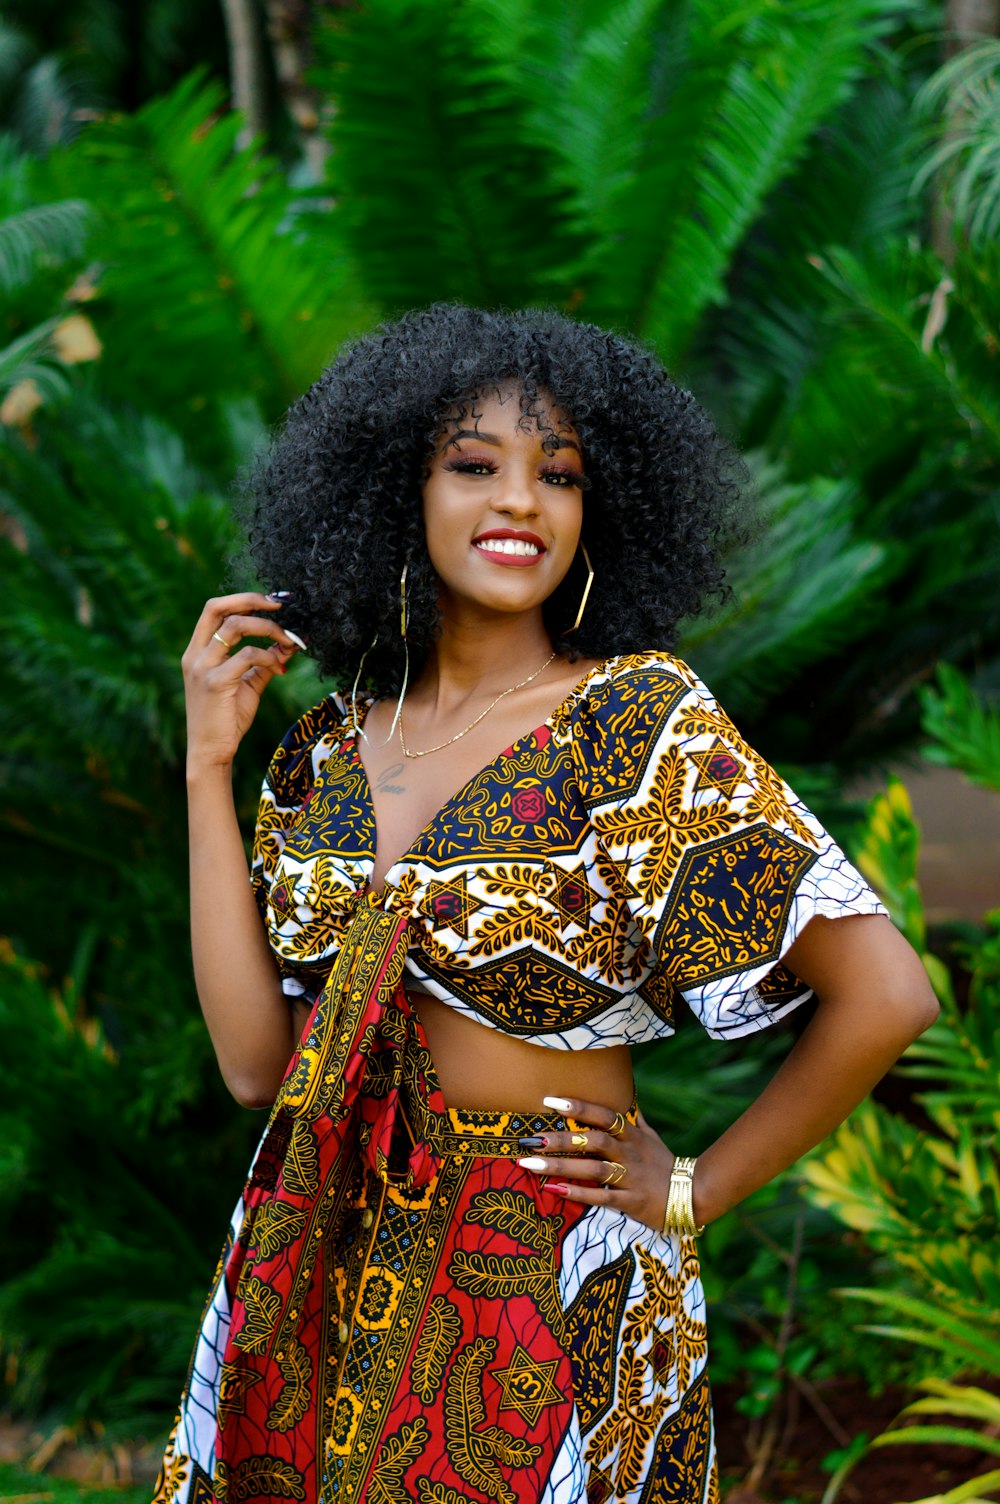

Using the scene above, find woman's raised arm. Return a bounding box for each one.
[182,592,301,1108]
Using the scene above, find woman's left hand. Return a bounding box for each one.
[517,1096,687,1235]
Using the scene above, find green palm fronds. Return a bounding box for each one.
[578,0,911,358]
[42,70,374,460]
[915,39,1000,247]
[0,197,90,291]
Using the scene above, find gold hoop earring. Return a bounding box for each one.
[566,543,594,635]
[350,562,412,749]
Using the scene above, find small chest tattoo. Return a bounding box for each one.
[374,761,407,795]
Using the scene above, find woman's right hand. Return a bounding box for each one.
[182,593,301,770]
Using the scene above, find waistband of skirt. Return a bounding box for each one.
[409,1093,640,1159]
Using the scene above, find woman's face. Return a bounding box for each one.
[422,386,586,625]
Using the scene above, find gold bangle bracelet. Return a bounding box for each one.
[662,1155,705,1237]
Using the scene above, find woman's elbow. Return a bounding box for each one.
[223,1066,284,1111]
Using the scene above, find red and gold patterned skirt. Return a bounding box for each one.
[154,897,718,1504]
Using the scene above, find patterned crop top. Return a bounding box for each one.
[251,651,885,1050]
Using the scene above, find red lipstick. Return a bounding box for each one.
[470,527,547,568]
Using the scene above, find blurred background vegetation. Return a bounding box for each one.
[1,1,998,1498]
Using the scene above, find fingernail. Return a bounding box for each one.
[517,1157,547,1172]
[543,1096,573,1113]
[546,1181,570,1195]
[284,630,308,652]
[518,1136,547,1148]
[267,590,293,599]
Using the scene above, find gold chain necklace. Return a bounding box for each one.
[397,651,558,759]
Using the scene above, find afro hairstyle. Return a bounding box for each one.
[239,302,750,693]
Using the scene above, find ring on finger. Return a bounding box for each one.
[602,1161,628,1188]
[607,1111,627,1138]
[213,631,231,648]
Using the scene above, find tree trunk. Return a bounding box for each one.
[932,0,1000,257]
[220,0,270,148]
[945,0,1000,56]
[265,0,328,178]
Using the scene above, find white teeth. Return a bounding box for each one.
[475,538,540,557]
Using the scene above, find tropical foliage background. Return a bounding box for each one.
[1,1,999,1498]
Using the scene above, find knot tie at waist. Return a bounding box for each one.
[231,894,444,1355]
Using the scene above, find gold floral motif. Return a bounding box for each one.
[249,1198,309,1260]
[412,1295,462,1404]
[585,1345,669,1495]
[228,1454,306,1500]
[448,1250,565,1344]
[468,897,566,959]
[416,1482,479,1504]
[280,1121,320,1198]
[267,1336,313,1433]
[367,1416,430,1503]
[443,1337,543,1504]
[231,1274,280,1357]
[465,1187,561,1253]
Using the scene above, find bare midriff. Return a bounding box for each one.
[408,989,635,1113]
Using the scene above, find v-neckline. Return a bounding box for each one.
[346,658,609,895]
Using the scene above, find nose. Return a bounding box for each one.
[493,464,540,519]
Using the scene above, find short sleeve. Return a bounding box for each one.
[573,655,886,1039]
[250,694,348,1006]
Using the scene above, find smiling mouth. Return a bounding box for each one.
[473,537,542,558]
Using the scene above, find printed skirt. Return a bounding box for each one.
[154,896,718,1504]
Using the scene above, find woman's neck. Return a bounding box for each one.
[412,613,555,714]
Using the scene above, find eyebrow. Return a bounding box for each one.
[449,427,583,456]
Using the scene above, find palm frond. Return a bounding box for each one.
[0,318,72,399]
[312,0,579,310]
[685,454,894,720]
[0,197,90,291]
[920,664,1000,793]
[710,74,925,450]
[580,0,909,359]
[813,242,1000,454]
[42,70,372,458]
[914,39,1000,246]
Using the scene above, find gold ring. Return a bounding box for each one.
[213,631,230,648]
[602,1161,627,1188]
[607,1111,627,1138]
[570,1133,588,1149]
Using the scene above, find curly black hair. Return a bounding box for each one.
[239,302,750,693]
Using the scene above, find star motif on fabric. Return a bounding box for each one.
[216,1360,264,1428]
[548,863,598,928]
[687,736,746,798]
[420,872,484,938]
[490,1343,565,1426]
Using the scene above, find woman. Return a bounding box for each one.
[156,304,938,1504]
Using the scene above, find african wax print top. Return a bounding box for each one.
[251,651,885,1044]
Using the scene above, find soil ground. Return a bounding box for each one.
[715,1376,997,1502]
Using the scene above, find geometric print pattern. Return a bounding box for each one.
[155,1071,719,1504]
[155,650,884,1503]
[252,651,884,1045]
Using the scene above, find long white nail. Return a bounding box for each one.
[517,1157,548,1171]
[284,630,308,651]
[543,1096,573,1113]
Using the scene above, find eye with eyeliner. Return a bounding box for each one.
[443,456,589,488]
